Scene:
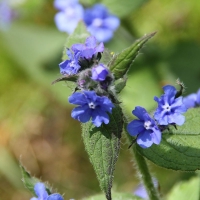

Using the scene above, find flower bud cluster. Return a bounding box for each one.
[127,85,187,148]
[58,36,117,127]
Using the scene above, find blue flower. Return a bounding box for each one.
[134,178,158,200]
[91,64,109,81]
[54,0,84,34]
[0,1,15,30]
[183,89,200,109]
[84,4,120,42]
[59,49,81,75]
[72,36,104,59]
[68,91,114,127]
[154,85,187,126]
[30,182,63,200]
[127,106,161,148]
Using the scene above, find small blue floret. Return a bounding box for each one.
[154,85,187,126]
[127,106,161,148]
[84,4,120,42]
[30,182,63,200]
[69,91,114,127]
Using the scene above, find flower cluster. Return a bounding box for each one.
[31,182,63,200]
[127,85,187,148]
[57,36,115,127]
[183,88,200,109]
[54,0,120,42]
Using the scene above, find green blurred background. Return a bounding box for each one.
[0,0,200,199]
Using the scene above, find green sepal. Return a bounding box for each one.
[51,75,78,85]
[62,21,90,61]
[137,108,200,171]
[114,75,127,94]
[20,164,52,195]
[109,32,156,80]
[82,105,123,200]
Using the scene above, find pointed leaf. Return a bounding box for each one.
[137,108,200,171]
[20,164,52,195]
[20,164,39,195]
[82,105,123,200]
[109,32,156,79]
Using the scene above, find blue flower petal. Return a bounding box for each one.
[96,96,114,113]
[151,128,161,145]
[127,120,145,137]
[168,113,185,125]
[83,91,98,102]
[88,27,113,42]
[85,36,97,48]
[71,106,91,123]
[163,85,177,97]
[34,183,48,199]
[91,109,109,127]
[68,93,87,105]
[183,93,197,109]
[30,198,38,200]
[55,12,78,34]
[91,64,108,81]
[132,106,147,121]
[47,193,64,200]
[137,130,153,148]
[54,0,78,10]
[103,16,120,30]
[196,89,200,105]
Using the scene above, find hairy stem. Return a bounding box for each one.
[133,145,160,200]
[124,119,160,200]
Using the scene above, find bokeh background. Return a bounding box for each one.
[0,0,200,199]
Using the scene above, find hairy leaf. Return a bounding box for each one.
[109,32,156,80]
[137,108,200,171]
[20,164,52,195]
[82,105,123,200]
[20,164,39,195]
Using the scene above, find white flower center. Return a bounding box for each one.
[69,61,75,68]
[92,18,103,27]
[88,102,96,109]
[144,121,151,130]
[163,103,171,112]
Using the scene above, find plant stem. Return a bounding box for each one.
[124,118,160,200]
[133,144,160,200]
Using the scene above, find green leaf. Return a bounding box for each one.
[83,192,142,200]
[20,164,52,195]
[20,164,40,195]
[82,105,123,200]
[109,32,156,80]
[137,108,200,171]
[167,176,200,200]
[63,21,90,60]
